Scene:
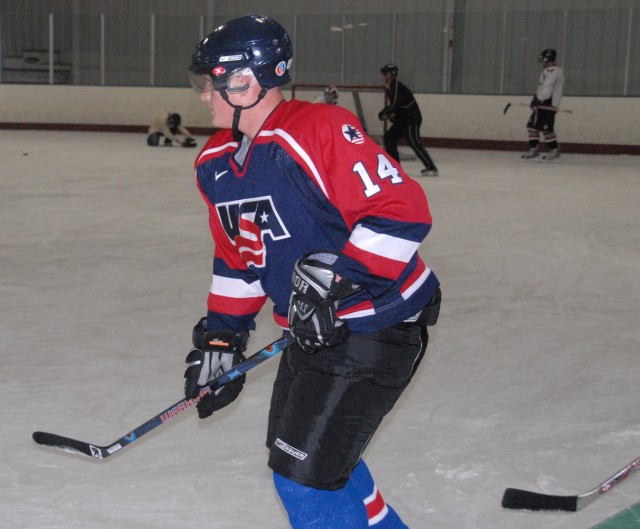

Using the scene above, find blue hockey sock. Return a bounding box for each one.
[273,460,409,528]
[348,460,409,528]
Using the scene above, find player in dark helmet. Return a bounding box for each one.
[378,63,439,176]
[167,113,181,128]
[184,14,440,529]
[189,15,293,141]
[522,48,564,161]
[380,63,398,77]
[538,48,557,64]
[147,112,196,147]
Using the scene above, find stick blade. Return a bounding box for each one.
[502,487,578,512]
[33,431,108,459]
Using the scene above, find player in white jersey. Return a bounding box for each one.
[521,49,565,161]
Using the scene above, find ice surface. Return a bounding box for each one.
[1,130,639,528]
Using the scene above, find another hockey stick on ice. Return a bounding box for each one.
[32,333,295,460]
[518,102,573,114]
[502,455,640,512]
[503,101,573,114]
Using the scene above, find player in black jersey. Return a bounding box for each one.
[379,63,438,176]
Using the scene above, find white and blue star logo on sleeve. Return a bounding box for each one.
[342,124,365,145]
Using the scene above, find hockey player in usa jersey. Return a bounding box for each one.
[183,15,441,529]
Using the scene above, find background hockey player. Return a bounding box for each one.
[146,111,197,147]
[313,85,339,104]
[183,15,441,529]
[521,49,565,161]
[323,84,340,105]
[378,63,439,176]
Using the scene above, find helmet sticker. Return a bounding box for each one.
[212,66,226,76]
[219,54,244,62]
[275,61,287,77]
[342,124,364,145]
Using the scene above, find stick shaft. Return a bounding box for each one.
[33,334,295,459]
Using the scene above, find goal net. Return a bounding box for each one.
[290,83,387,140]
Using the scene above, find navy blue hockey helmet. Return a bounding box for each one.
[189,15,293,94]
[538,48,557,63]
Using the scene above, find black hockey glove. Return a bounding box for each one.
[288,252,361,354]
[530,96,541,109]
[182,137,197,148]
[184,319,249,419]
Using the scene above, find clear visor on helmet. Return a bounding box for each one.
[189,67,254,95]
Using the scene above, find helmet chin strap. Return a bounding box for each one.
[220,87,268,142]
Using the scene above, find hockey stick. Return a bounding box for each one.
[32,333,295,460]
[518,102,573,114]
[502,455,640,512]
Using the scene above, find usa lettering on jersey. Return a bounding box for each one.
[216,195,291,267]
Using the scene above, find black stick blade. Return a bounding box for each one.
[501,488,578,512]
[32,431,108,459]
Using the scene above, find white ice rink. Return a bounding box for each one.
[2,130,639,529]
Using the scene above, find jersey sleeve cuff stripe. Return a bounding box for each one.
[210,274,266,298]
[400,260,430,299]
[343,241,408,279]
[337,300,375,319]
[349,224,419,262]
[207,293,266,315]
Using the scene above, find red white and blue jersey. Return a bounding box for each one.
[194,99,439,334]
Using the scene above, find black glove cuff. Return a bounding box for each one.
[201,330,249,353]
[192,317,207,348]
[192,319,249,353]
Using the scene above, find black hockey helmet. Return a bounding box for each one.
[380,63,399,77]
[167,113,181,127]
[538,49,557,63]
[189,15,293,94]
